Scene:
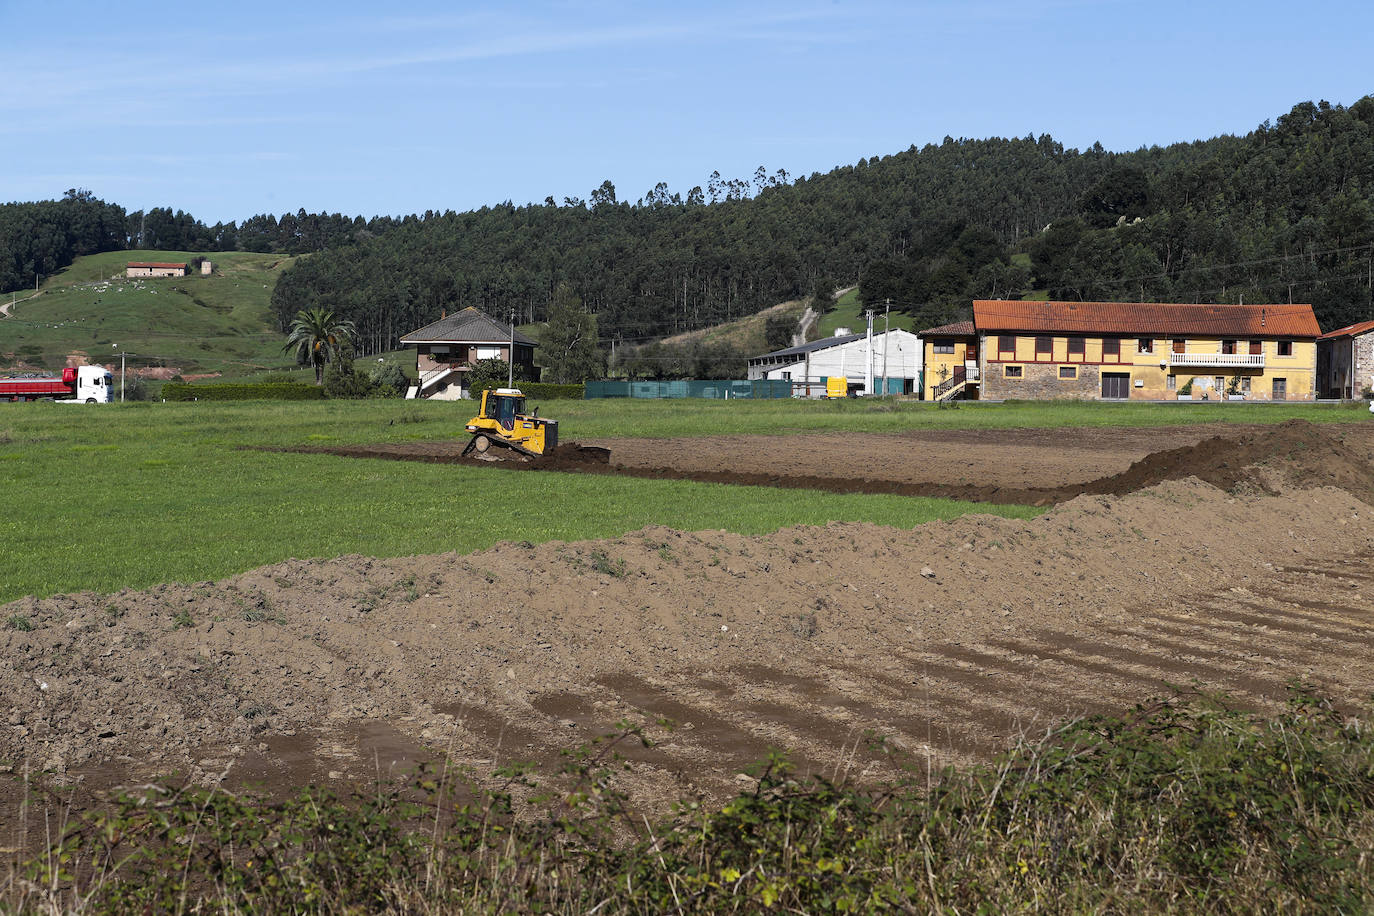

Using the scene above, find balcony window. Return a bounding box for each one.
[1222,340,1237,355]
[1172,339,1186,354]
[1249,340,1262,355]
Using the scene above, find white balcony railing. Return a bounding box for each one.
[1168,352,1266,368]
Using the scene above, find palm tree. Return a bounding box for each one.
[282,307,356,384]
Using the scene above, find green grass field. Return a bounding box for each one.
[551,391,1371,437]
[0,251,297,378]
[3,396,1366,605]
[0,398,1051,604]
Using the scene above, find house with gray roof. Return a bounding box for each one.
[746,328,922,397]
[399,307,537,400]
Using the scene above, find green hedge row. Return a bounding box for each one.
[517,382,583,399]
[161,382,326,401]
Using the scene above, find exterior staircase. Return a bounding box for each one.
[410,365,464,400]
[933,376,966,401]
[932,365,979,401]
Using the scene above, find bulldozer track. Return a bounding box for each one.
[444,547,1374,792]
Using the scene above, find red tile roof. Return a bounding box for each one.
[973,300,1320,338]
[1318,319,1374,340]
[917,320,975,337]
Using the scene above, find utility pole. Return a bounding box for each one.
[881,298,891,395]
[114,344,126,401]
[864,309,874,396]
[507,308,516,388]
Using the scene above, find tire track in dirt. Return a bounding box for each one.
[492,545,1374,786]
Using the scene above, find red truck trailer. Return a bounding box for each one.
[0,366,114,402]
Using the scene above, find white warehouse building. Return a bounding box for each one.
[746,329,923,397]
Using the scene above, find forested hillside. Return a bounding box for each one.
[868,99,1374,333]
[7,96,1373,363]
[0,192,395,295]
[269,97,1374,355]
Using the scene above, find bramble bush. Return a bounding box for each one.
[8,690,1374,914]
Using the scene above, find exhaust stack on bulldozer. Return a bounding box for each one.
[461,388,558,458]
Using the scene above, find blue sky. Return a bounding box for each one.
[3,0,1370,224]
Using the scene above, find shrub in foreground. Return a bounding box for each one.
[8,689,1374,913]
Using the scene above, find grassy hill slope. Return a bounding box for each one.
[657,298,807,352]
[816,288,919,338]
[0,251,299,378]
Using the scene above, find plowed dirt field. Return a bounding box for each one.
[4,420,1374,833]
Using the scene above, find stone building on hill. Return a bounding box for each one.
[125,261,187,278]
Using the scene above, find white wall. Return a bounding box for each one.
[759,330,922,395]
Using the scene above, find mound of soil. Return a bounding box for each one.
[4,474,1373,826]
[8,420,1373,834]
[1082,419,1374,504]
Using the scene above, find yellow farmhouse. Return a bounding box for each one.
[920,300,1320,402]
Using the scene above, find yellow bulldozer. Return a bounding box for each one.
[460,388,558,458]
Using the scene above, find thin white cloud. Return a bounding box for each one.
[2,4,854,116]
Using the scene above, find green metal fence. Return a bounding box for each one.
[584,380,795,400]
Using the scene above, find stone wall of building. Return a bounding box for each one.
[1357,333,1374,397]
[983,363,1102,400]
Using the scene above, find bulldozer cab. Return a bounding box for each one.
[483,389,522,430]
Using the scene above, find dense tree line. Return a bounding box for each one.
[0,193,402,293]
[0,190,127,292]
[863,98,1374,333]
[9,96,1374,361]
[272,97,1374,360]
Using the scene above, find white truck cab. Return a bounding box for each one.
[62,365,115,403]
